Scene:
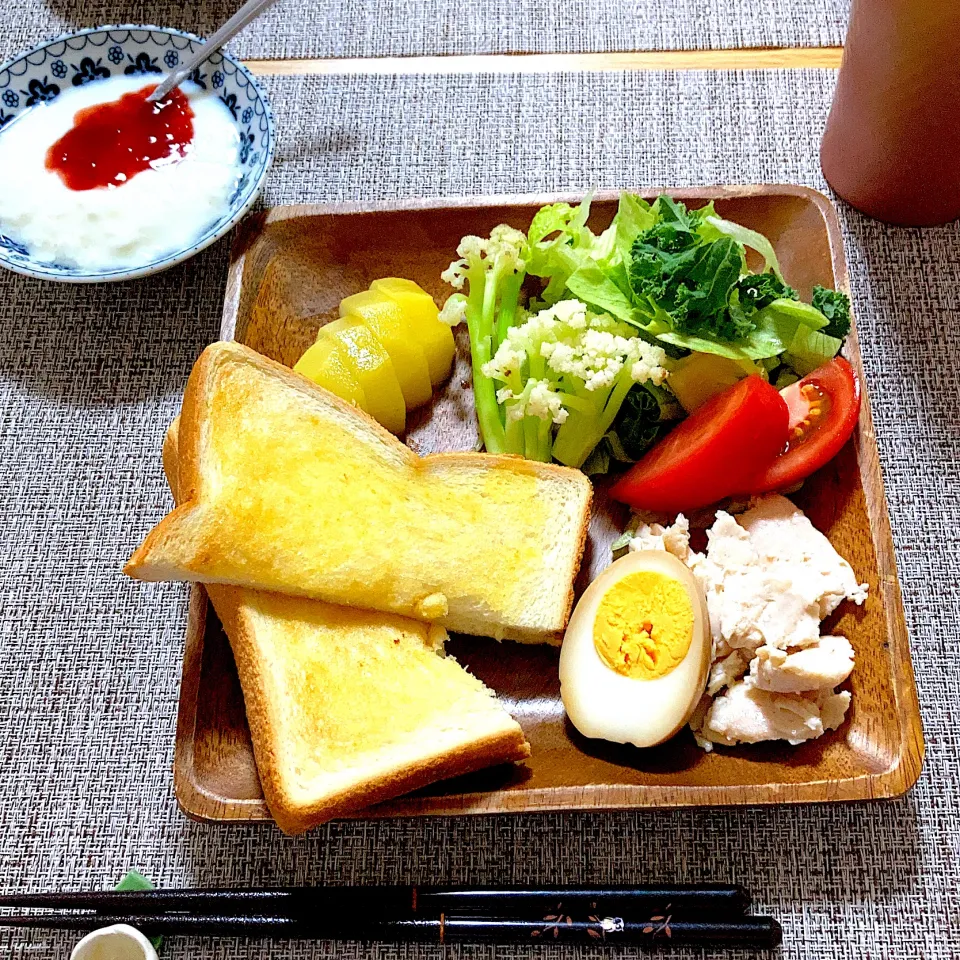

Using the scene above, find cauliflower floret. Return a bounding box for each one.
[496,378,569,425]
[484,345,525,384]
[441,224,527,290]
[480,299,669,467]
[438,293,467,327]
[484,300,668,397]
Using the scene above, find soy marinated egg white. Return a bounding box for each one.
[559,550,711,748]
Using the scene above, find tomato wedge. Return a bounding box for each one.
[753,357,861,493]
[610,376,789,513]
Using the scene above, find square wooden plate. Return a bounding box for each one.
[173,186,924,824]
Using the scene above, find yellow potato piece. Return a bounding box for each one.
[294,336,368,410]
[369,278,455,386]
[668,353,761,413]
[339,293,433,409]
[323,317,406,434]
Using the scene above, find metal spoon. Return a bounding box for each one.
[148,0,281,102]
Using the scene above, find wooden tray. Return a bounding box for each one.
[173,186,924,824]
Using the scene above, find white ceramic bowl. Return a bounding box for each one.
[0,25,276,282]
[70,923,159,960]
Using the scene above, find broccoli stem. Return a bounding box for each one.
[496,271,524,346]
[536,418,553,462]
[504,413,524,455]
[465,270,506,454]
[552,371,636,468]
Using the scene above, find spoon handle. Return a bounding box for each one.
[149,0,281,102]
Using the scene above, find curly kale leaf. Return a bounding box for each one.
[628,232,745,340]
[735,272,798,314]
[811,285,852,339]
[638,195,704,252]
[675,239,746,335]
[610,383,681,461]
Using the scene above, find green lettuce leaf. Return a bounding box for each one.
[528,195,593,246]
[703,214,785,279]
[654,297,827,360]
[612,193,658,265]
[782,325,843,376]
[565,263,638,323]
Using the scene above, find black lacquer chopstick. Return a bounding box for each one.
[0,913,782,947]
[0,884,750,918]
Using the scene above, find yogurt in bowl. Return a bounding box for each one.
[0,25,275,282]
[0,76,241,271]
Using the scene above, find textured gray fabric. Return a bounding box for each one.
[0,0,851,61]
[1,69,958,960]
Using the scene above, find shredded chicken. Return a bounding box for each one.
[693,677,853,748]
[629,494,866,750]
[693,677,825,746]
[752,636,855,693]
[707,649,750,696]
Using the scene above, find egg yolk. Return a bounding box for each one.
[593,571,694,679]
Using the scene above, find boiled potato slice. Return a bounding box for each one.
[322,317,406,434]
[339,292,433,409]
[369,278,455,386]
[294,335,368,410]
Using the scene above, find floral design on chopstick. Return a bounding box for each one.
[530,902,573,938]
[529,901,630,941]
[526,900,673,941]
[641,903,673,938]
[586,899,604,940]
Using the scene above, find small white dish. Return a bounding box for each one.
[70,923,158,960]
[0,24,276,283]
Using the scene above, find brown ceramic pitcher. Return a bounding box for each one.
[821,0,960,225]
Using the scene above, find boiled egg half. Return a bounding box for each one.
[560,550,711,748]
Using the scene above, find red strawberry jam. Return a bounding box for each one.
[45,84,194,191]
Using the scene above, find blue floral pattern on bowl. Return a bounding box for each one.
[0,25,276,283]
[72,56,110,86]
[124,51,162,76]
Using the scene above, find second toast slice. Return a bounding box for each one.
[164,424,530,835]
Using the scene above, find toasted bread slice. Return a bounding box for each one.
[128,342,592,644]
[164,422,529,836]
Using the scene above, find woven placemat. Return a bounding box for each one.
[0,0,850,61]
[0,69,957,960]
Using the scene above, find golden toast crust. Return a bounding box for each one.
[128,341,592,643]
[163,421,530,836]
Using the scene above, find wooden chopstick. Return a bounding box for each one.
[0,912,782,946]
[0,884,751,917]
